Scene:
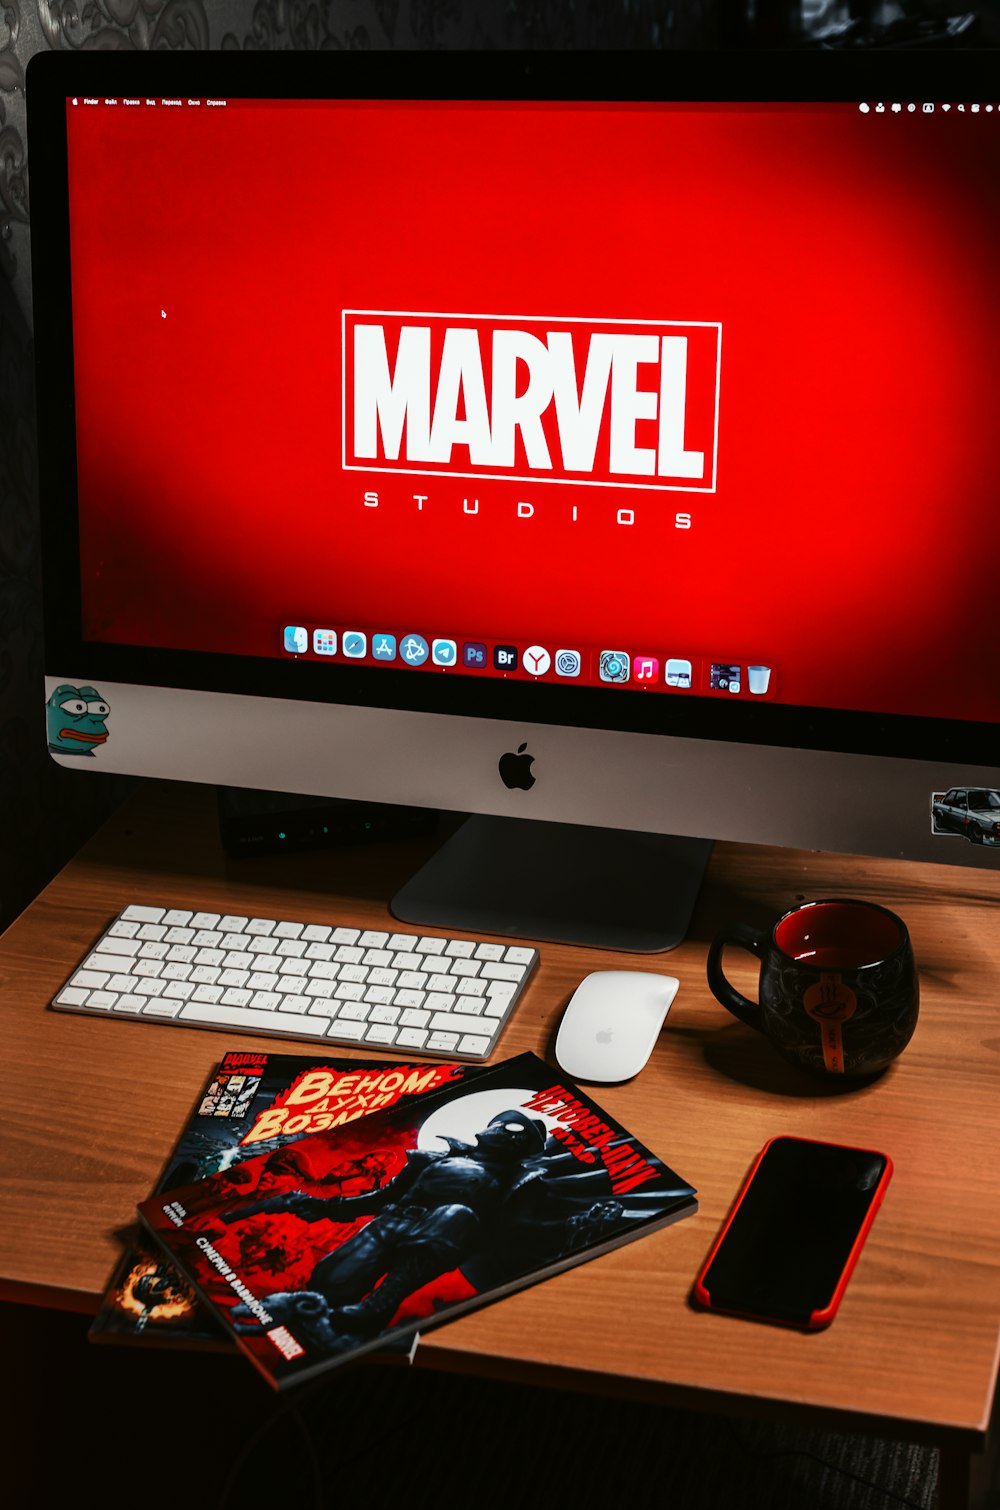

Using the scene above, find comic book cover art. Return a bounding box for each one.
[137,1051,698,1389]
[91,1051,478,1348]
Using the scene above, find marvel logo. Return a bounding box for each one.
[266,1324,305,1360]
[343,311,720,492]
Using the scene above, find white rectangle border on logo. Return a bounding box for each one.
[341,309,722,494]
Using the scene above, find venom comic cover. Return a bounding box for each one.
[137,1051,697,1388]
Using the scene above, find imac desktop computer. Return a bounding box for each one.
[27,50,1000,962]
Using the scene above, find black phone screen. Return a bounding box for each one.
[698,1137,890,1327]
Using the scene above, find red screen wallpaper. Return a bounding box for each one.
[64,97,1000,722]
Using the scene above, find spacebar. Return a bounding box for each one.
[179,1002,328,1034]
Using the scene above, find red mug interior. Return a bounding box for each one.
[774,901,903,970]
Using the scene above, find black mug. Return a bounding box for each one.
[706,898,919,1079]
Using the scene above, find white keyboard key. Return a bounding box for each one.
[305,942,335,961]
[450,959,481,977]
[364,1023,397,1045]
[144,1000,183,1018]
[163,909,193,926]
[195,948,225,966]
[431,1011,492,1035]
[368,967,397,987]
[276,939,307,957]
[480,961,526,982]
[338,964,367,984]
[369,1004,400,1025]
[392,951,423,971]
[459,1034,491,1055]
[309,960,339,980]
[399,1008,430,1027]
[191,912,221,928]
[330,927,360,945]
[363,949,393,968]
[192,983,224,1004]
[416,937,447,955]
[248,971,279,991]
[474,942,505,961]
[55,986,90,1007]
[301,924,331,942]
[191,965,221,984]
[427,1031,459,1051]
[136,924,167,941]
[249,937,279,955]
[329,1019,366,1041]
[164,926,195,944]
[272,920,304,939]
[364,985,395,1006]
[397,971,428,990]
[280,995,311,1013]
[192,929,223,948]
[305,979,336,998]
[136,978,166,997]
[71,968,110,989]
[178,1002,330,1034]
[279,957,309,976]
[161,962,192,981]
[86,990,117,1009]
[445,939,475,958]
[164,981,195,1000]
[95,935,141,957]
[457,978,487,997]
[245,918,276,935]
[359,930,389,948]
[333,982,365,1002]
[505,946,536,965]
[336,1002,369,1021]
[121,905,165,923]
[219,968,250,988]
[427,973,455,993]
[249,992,280,1012]
[220,987,252,1007]
[388,934,418,951]
[426,992,458,1013]
[166,944,196,963]
[395,989,426,1009]
[114,995,145,1013]
[335,945,364,964]
[107,920,140,939]
[487,981,517,1001]
[219,915,249,932]
[395,1027,429,1049]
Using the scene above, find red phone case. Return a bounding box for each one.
[692,1135,893,1330]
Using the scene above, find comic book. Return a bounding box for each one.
[91,1050,480,1348]
[137,1050,698,1389]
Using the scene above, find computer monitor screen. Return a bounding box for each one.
[28,51,1000,947]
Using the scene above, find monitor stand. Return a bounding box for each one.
[390,815,712,953]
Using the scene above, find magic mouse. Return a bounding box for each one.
[554,970,679,1083]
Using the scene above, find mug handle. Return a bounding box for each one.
[706,923,769,1032]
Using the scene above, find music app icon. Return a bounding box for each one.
[635,656,660,682]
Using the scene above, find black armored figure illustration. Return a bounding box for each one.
[223,1107,626,1341]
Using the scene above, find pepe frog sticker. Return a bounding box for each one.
[46,684,110,756]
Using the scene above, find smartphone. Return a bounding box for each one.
[693,1135,892,1330]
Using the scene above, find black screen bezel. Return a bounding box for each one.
[27,48,1000,763]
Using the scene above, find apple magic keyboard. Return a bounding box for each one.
[51,905,540,1063]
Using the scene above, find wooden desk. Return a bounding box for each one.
[2,779,999,1508]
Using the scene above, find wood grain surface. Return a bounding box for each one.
[2,778,999,1461]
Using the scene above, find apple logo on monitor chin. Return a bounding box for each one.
[498,742,535,790]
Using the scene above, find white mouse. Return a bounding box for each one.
[554,970,679,1083]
